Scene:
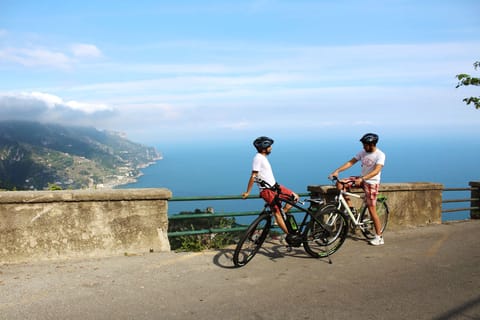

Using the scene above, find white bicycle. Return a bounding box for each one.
[318,176,389,240]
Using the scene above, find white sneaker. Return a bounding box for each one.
[369,235,384,246]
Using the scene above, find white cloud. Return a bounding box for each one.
[70,43,102,58]
[0,92,115,125]
[28,92,113,113]
[0,42,103,70]
[64,100,112,114]
[0,48,73,70]
[29,92,64,108]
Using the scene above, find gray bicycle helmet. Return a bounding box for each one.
[360,133,379,145]
[253,136,274,151]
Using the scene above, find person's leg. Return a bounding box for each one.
[364,183,384,245]
[282,194,299,213]
[338,178,356,208]
[367,203,382,236]
[368,204,384,245]
[278,185,298,214]
[273,210,289,234]
[260,188,290,234]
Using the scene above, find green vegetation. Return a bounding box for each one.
[47,183,63,191]
[0,121,161,190]
[456,61,480,109]
[168,209,241,252]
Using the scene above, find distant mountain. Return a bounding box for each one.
[0,121,162,190]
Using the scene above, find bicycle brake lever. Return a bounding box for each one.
[328,175,338,183]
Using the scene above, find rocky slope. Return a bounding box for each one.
[0,121,161,190]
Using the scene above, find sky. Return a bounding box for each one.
[1,0,480,144]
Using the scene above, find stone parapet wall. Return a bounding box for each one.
[0,188,171,264]
[0,182,457,264]
[308,182,444,230]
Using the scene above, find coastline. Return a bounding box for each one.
[97,157,162,190]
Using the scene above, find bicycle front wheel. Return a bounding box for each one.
[233,213,271,267]
[303,206,348,258]
[360,198,389,240]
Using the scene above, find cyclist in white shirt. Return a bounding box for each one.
[242,136,299,240]
[329,133,386,246]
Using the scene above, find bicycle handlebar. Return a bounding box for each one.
[329,175,345,185]
[329,175,339,182]
[329,175,359,188]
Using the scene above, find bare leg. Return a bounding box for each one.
[283,192,299,214]
[273,211,289,234]
[368,204,382,235]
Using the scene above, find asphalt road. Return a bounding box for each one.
[1,220,479,320]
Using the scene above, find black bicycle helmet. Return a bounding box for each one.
[360,133,379,145]
[253,136,274,151]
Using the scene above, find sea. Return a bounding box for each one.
[119,136,480,222]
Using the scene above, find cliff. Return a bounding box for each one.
[0,121,161,190]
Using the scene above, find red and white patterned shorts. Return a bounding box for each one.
[260,185,295,213]
[342,176,379,207]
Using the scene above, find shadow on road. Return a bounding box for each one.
[432,294,480,320]
[211,239,333,269]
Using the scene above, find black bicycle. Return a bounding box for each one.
[233,178,349,267]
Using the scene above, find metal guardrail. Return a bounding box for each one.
[168,193,310,237]
[442,187,479,214]
[168,186,480,237]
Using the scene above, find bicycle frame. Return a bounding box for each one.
[254,177,326,235]
[313,176,390,245]
[335,190,366,227]
[328,176,388,237]
[289,198,326,230]
[268,195,326,236]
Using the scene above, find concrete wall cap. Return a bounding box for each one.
[0,188,172,204]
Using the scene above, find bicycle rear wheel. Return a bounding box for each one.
[360,198,389,240]
[303,206,348,258]
[233,213,271,267]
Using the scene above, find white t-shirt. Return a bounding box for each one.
[252,153,276,189]
[354,148,386,184]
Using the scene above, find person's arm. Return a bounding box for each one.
[329,157,358,178]
[242,171,258,199]
[359,164,383,181]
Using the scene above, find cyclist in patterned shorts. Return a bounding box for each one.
[329,133,386,245]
